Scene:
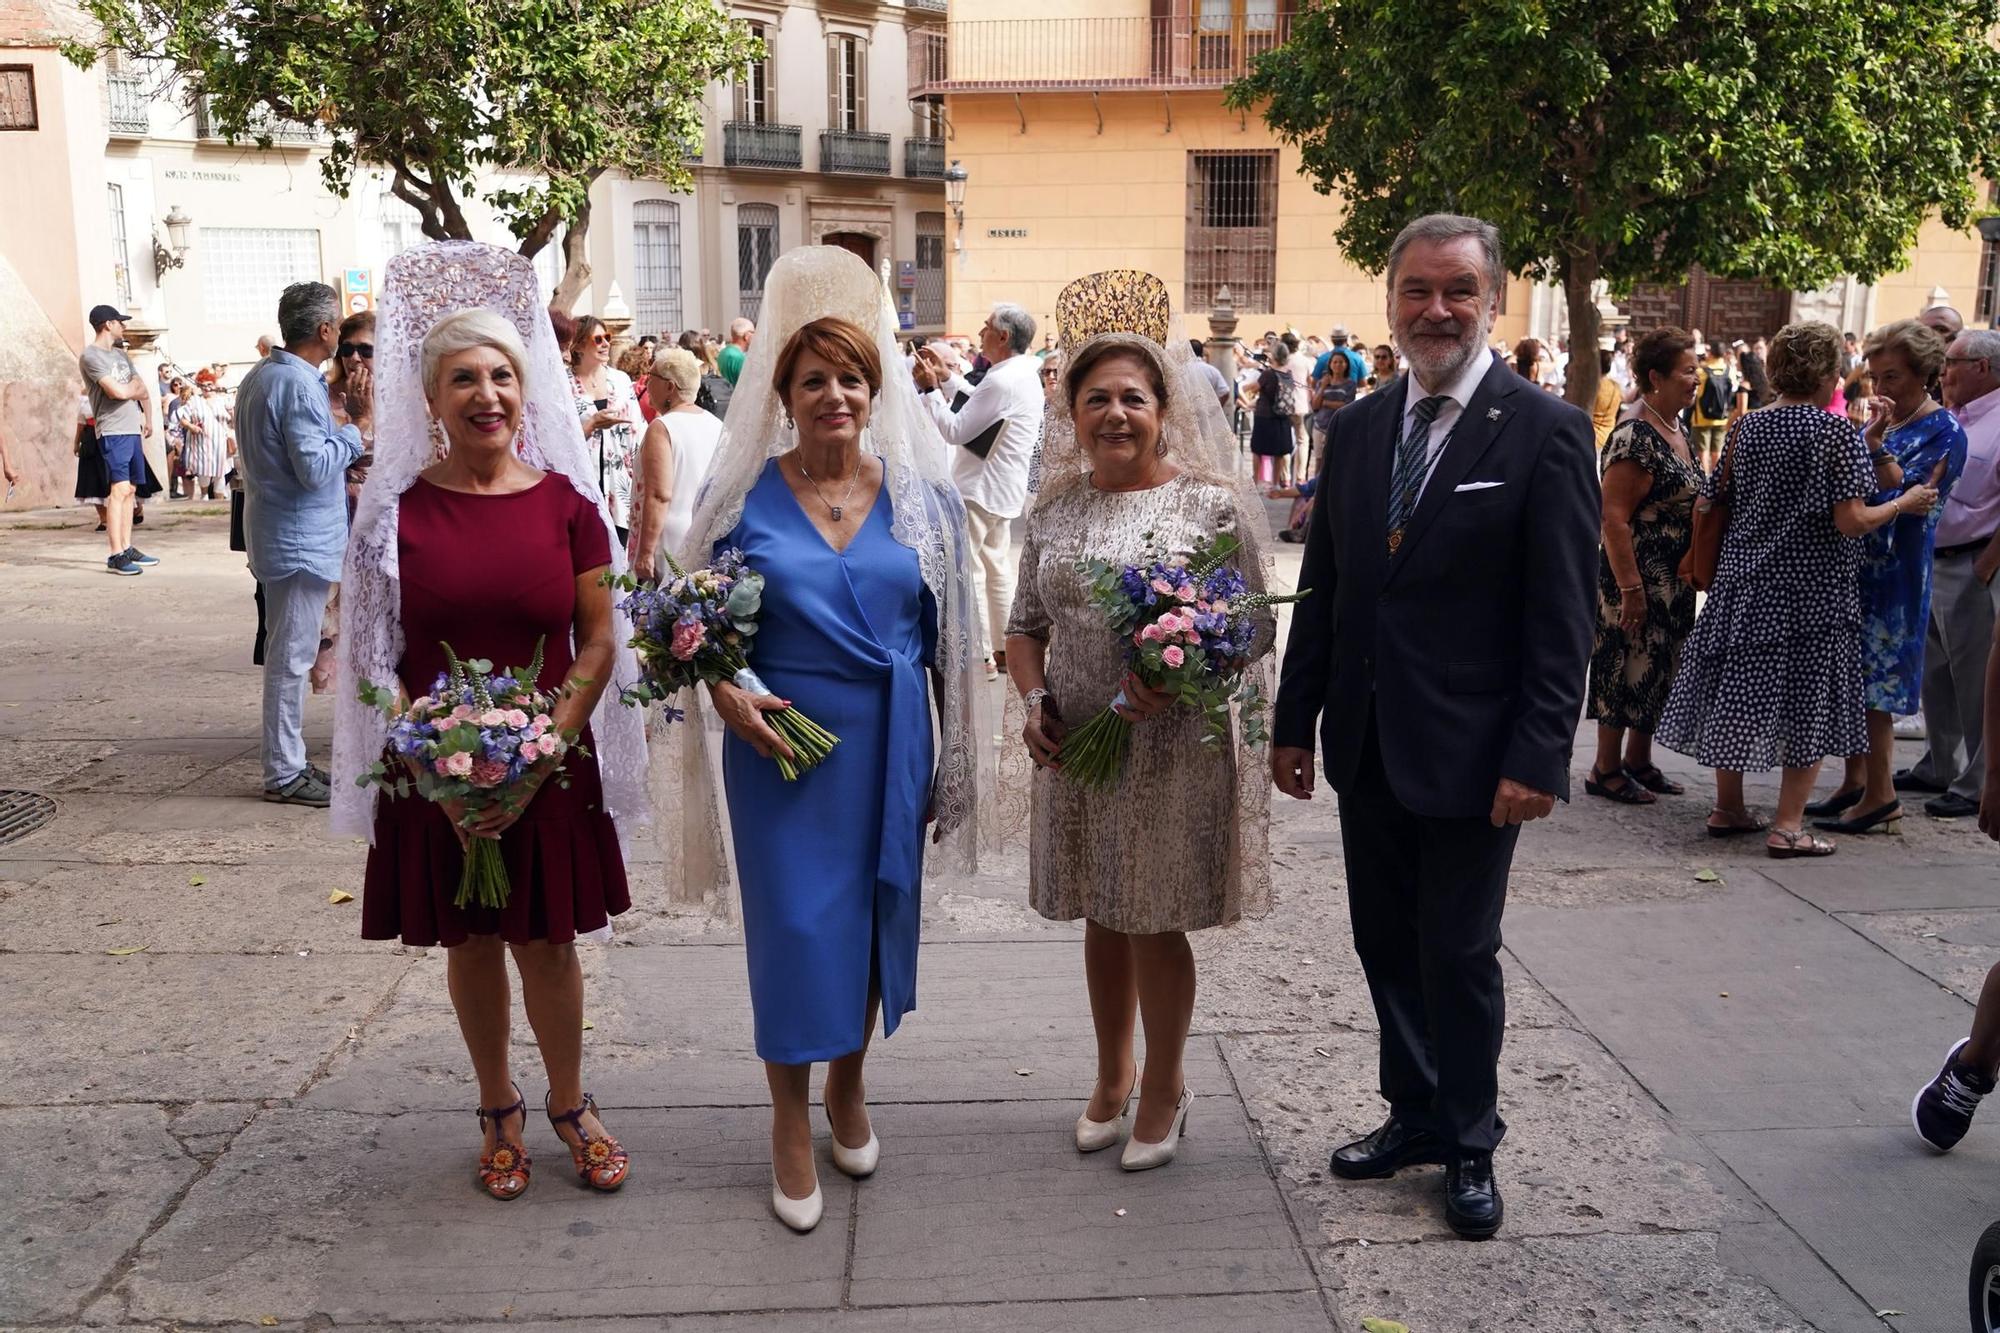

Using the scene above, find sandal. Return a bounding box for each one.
[1706,808,1770,837]
[548,1091,630,1192]
[1585,767,1656,804]
[1626,764,1685,796]
[476,1083,532,1201]
[1767,827,1837,859]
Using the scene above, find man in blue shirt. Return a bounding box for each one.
[236,282,365,806]
[1312,324,1369,389]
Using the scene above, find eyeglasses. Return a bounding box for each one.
[337,342,374,360]
[1041,370,1061,381]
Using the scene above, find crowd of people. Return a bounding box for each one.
[57,208,2000,1251]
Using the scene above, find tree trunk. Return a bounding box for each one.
[1559,248,1604,414]
[551,198,594,314]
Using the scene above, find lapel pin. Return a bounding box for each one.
[1486,407,1503,420]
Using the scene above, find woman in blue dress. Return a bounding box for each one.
[673,249,979,1235]
[1811,319,1967,833]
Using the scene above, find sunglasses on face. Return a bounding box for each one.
[337,342,374,360]
[591,334,612,345]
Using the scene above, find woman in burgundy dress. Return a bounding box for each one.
[357,307,633,1200]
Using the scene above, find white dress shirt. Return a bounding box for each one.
[1399,350,1500,504]
[923,352,1043,519]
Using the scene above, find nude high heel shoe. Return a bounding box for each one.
[771,1171,824,1233]
[1075,1079,1136,1153]
[830,1130,880,1179]
[1119,1087,1192,1171]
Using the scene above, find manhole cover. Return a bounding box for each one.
[0,791,56,845]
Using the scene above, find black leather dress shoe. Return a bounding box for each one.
[1443,1153,1504,1239]
[1329,1117,1448,1180]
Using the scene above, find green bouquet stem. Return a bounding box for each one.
[1057,705,1135,789]
[766,705,840,782]
[455,835,512,911]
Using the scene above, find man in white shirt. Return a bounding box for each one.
[916,303,1044,670]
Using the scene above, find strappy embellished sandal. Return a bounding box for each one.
[476,1084,531,1201]
[1706,808,1770,838]
[1626,763,1686,796]
[547,1091,630,1192]
[1767,828,1838,859]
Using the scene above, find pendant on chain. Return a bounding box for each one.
[831,507,843,521]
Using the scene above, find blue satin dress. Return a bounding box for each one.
[721,460,937,1064]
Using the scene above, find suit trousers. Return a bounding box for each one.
[1911,548,2000,800]
[1338,716,1520,1152]
[963,498,1015,662]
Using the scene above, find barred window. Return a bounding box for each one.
[107,184,133,306]
[738,203,778,324]
[914,212,945,328]
[1185,150,1276,313]
[631,200,683,341]
[200,227,321,325]
[0,67,36,130]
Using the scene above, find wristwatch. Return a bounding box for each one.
[1023,687,1051,713]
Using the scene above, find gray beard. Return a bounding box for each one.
[1402,332,1483,391]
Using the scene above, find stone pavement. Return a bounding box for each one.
[2,505,1998,1332]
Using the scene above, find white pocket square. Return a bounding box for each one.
[1455,480,1505,492]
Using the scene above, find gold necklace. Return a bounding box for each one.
[796,451,862,522]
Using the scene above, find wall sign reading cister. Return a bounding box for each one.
[987,228,1029,239]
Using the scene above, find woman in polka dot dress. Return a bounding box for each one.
[1656,321,1941,858]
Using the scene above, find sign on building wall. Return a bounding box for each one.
[343,267,372,317]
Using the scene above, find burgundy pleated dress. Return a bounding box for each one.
[361,472,631,947]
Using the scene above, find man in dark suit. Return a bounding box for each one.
[1271,214,1599,1240]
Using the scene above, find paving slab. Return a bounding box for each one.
[122,1105,849,1325]
[1226,1028,1755,1246]
[1837,906,2000,1000]
[0,861,384,956]
[0,1105,199,1325]
[0,952,412,1103]
[358,1291,1333,1332]
[1763,854,2000,914]
[1505,869,1971,1131]
[845,1093,1314,1307]
[303,942,1228,1113]
[1707,1123,2000,1333]
[0,737,253,797]
[1317,1230,1814,1332]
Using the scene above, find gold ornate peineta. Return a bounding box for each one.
[1056,270,1172,348]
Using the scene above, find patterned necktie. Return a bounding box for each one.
[1387,394,1449,552]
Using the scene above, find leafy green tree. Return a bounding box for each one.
[1229,0,2000,407]
[67,0,758,305]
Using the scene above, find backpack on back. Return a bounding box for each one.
[1698,366,1732,420]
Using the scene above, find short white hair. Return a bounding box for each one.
[421,309,530,397]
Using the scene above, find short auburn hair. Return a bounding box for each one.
[1633,326,1695,395]
[773,316,882,408]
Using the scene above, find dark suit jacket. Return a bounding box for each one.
[1273,355,1601,819]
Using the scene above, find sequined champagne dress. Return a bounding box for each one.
[1007,473,1273,933]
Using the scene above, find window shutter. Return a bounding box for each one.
[856,39,868,132]
[827,38,839,133]
[733,73,746,123]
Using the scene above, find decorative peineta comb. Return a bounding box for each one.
[1056,270,1172,348]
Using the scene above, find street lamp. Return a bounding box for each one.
[944,159,968,250]
[152,204,193,281]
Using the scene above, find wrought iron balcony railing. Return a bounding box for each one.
[905,0,946,12]
[909,14,1296,97]
[106,72,148,137]
[904,136,945,179]
[723,120,803,170]
[193,98,322,144]
[820,129,892,176]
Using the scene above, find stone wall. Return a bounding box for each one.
[0,254,84,508]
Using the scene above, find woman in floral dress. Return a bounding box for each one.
[1809,320,1966,833]
[1585,327,1703,804]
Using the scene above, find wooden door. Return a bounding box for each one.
[827,232,877,269]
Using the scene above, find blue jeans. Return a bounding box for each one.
[261,570,332,789]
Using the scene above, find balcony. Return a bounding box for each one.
[723,120,803,170]
[106,72,148,137]
[193,98,322,145]
[909,14,1297,97]
[820,129,891,176]
[905,0,946,11]
[904,136,945,179]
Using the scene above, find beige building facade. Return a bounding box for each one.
[924,0,1992,353]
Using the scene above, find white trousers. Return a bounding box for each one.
[963,499,1016,661]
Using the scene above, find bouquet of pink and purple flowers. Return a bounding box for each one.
[1059,531,1306,788]
[356,638,583,910]
[610,548,838,781]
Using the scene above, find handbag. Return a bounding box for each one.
[1679,418,1737,592]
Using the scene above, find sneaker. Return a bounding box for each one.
[1914,1037,1995,1151]
[123,546,159,566]
[1926,792,1980,819]
[106,553,142,577]
[262,771,332,807]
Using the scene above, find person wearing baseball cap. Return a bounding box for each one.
[81,303,158,575]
